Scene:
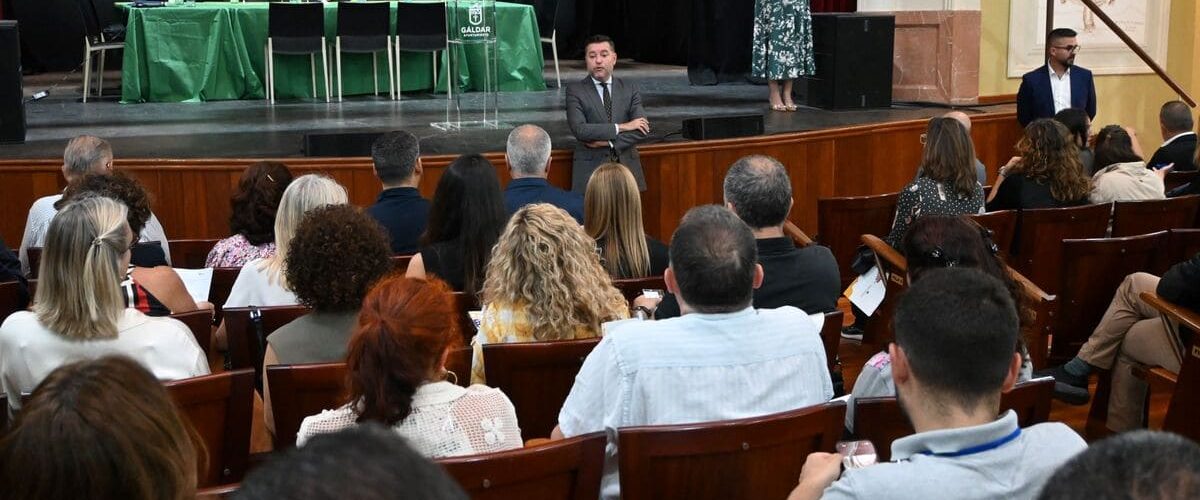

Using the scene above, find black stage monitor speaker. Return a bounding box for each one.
[0,20,25,144]
[303,131,384,157]
[682,114,764,140]
[802,13,894,110]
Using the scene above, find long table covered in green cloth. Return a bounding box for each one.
[117,1,546,103]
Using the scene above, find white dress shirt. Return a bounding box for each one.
[19,194,172,276]
[1048,64,1072,114]
[558,306,834,499]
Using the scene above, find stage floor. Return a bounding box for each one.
[7,61,1015,159]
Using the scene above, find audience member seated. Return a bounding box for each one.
[1037,430,1200,500]
[1147,100,1197,172]
[1037,252,1200,429]
[789,268,1086,500]
[504,124,584,223]
[366,131,430,255]
[846,216,1034,432]
[1054,108,1095,176]
[1090,125,1166,204]
[0,356,203,499]
[262,204,393,434]
[553,205,834,500]
[987,119,1091,211]
[407,154,508,297]
[295,276,522,456]
[19,135,171,275]
[939,111,988,184]
[584,162,668,278]
[239,424,469,500]
[471,203,628,384]
[206,161,295,267]
[217,174,347,349]
[57,172,212,315]
[650,154,839,319]
[886,116,985,247]
[0,197,208,410]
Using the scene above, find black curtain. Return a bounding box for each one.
[12,0,87,72]
[688,0,755,85]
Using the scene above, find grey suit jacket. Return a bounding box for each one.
[565,75,647,192]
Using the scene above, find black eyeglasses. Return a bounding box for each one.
[1053,44,1081,54]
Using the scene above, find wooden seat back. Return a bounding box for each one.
[1164,170,1199,193]
[169,238,221,269]
[170,309,215,353]
[968,210,1018,257]
[27,247,41,279]
[859,234,907,347]
[1050,232,1167,363]
[853,377,1053,462]
[612,276,667,306]
[165,369,255,486]
[817,192,899,288]
[482,338,601,439]
[450,291,479,345]
[391,254,413,272]
[439,432,607,500]
[1111,196,1200,238]
[1012,204,1112,294]
[208,267,242,324]
[0,279,30,323]
[820,311,843,374]
[222,305,310,374]
[445,345,473,388]
[1165,229,1200,274]
[616,401,846,500]
[264,362,348,449]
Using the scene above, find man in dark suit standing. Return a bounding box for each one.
[1148,101,1197,171]
[1016,28,1097,127]
[565,34,649,192]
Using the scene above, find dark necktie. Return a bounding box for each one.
[600,81,613,123]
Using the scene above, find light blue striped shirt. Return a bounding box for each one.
[558,306,834,500]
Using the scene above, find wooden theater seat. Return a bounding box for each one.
[169,238,221,269]
[820,311,844,375]
[170,308,215,353]
[1164,229,1200,274]
[482,338,602,439]
[612,276,667,306]
[853,377,1053,462]
[264,362,348,449]
[438,432,606,500]
[1048,232,1167,364]
[1110,196,1200,238]
[616,401,846,500]
[27,247,42,279]
[222,305,311,374]
[207,266,241,323]
[968,209,1018,257]
[817,192,899,288]
[1012,204,1111,294]
[391,254,413,273]
[166,369,255,486]
[0,279,30,322]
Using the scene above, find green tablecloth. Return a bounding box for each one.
[117,1,546,103]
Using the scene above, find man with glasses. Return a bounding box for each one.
[1016,28,1097,127]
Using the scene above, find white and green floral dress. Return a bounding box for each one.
[751,0,816,80]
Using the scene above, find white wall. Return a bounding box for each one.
[856,0,981,11]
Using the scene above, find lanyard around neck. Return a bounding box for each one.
[917,427,1021,458]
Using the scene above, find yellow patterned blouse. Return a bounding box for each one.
[469,300,629,385]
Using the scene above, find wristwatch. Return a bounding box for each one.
[632,305,654,321]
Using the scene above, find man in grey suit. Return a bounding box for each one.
[565,34,650,192]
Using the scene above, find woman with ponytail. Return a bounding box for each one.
[0,197,208,410]
[295,275,522,457]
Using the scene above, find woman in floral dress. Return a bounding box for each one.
[751,0,816,111]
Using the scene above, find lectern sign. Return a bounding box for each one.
[450,0,496,43]
[434,0,502,131]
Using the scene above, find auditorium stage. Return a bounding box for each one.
[5,61,1015,159]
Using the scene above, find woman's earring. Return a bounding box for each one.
[443,369,459,385]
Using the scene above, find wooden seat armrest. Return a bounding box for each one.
[1141,292,1200,332]
[1131,363,1178,395]
[783,221,815,247]
[1009,267,1055,304]
[860,234,906,274]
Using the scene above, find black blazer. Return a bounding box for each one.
[1147,133,1197,171]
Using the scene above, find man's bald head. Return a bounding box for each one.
[62,135,113,181]
[506,124,552,177]
[942,111,972,132]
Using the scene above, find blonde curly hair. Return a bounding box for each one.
[482,203,628,341]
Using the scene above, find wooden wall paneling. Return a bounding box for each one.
[0,111,1025,248]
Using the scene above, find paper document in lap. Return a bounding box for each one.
[173,268,213,304]
[844,265,885,316]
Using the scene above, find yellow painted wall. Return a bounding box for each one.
[980,0,1200,154]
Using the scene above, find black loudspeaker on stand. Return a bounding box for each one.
[799,13,894,110]
[0,20,25,144]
